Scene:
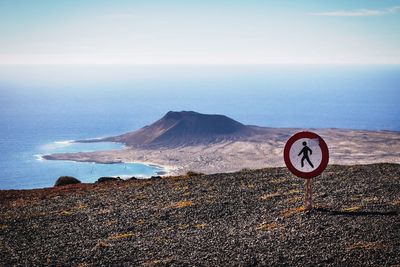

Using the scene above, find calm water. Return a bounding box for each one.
[0,65,399,189]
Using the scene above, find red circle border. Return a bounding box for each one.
[283,131,329,179]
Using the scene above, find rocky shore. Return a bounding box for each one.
[0,163,399,266]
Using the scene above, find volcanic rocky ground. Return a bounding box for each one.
[0,163,399,266]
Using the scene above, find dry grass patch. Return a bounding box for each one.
[346,241,388,251]
[342,206,361,212]
[240,183,255,190]
[270,178,287,184]
[256,222,278,231]
[391,199,400,206]
[281,206,305,217]
[179,185,189,191]
[0,224,7,230]
[97,208,111,215]
[59,210,73,216]
[25,211,48,219]
[92,241,113,250]
[285,189,301,195]
[350,195,361,201]
[57,203,89,216]
[195,223,207,229]
[259,189,301,200]
[173,182,189,191]
[177,224,189,229]
[136,219,145,225]
[108,231,135,240]
[75,203,88,209]
[172,200,193,209]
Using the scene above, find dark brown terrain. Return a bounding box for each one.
[1,163,399,266]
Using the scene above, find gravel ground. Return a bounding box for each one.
[0,163,399,266]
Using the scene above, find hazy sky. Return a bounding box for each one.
[1,0,400,64]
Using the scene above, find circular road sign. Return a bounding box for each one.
[283,131,329,179]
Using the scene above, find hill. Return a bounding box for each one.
[96,111,259,147]
[0,163,399,266]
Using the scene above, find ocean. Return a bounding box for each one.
[0,65,399,189]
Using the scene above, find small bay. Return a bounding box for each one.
[1,140,164,190]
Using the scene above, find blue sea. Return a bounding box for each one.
[0,65,399,189]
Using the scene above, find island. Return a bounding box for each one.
[43,111,400,175]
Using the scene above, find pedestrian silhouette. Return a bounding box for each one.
[298,141,314,168]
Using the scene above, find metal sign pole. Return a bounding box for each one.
[305,178,313,210]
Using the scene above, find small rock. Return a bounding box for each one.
[54,176,81,187]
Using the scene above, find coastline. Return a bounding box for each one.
[123,160,178,176]
[41,139,179,177]
[42,154,175,177]
[42,127,400,176]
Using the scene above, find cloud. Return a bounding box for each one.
[311,6,400,17]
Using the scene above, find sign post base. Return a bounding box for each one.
[305,178,313,211]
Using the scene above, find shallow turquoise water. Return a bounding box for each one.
[1,140,163,190]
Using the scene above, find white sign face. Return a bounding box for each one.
[288,138,322,173]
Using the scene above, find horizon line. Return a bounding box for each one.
[1,63,400,66]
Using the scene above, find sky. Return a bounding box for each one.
[0,0,400,64]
